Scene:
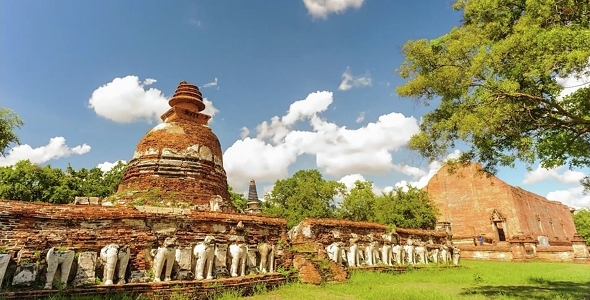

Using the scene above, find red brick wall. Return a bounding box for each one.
[426,164,514,239]
[0,200,286,271]
[425,164,578,244]
[510,187,577,242]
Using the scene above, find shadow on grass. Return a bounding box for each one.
[461,277,590,299]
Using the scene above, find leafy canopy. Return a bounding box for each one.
[228,186,248,212]
[0,108,24,155]
[374,186,439,230]
[262,169,346,228]
[397,0,590,176]
[573,209,590,245]
[0,160,127,204]
[338,180,377,222]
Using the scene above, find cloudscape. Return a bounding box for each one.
[1,0,589,207]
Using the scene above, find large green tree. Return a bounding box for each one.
[338,180,377,222]
[262,169,346,228]
[573,209,590,245]
[397,0,590,178]
[0,108,24,155]
[374,186,439,230]
[0,160,127,203]
[228,186,248,212]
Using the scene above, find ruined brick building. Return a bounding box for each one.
[117,81,232,211]
[426,163,579,246]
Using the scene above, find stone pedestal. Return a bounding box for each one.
[571,234,589,259]
[509,234,536,261]
[0,254,10,287]
[214,244,229,277]
[12,263,37,287]
[537,235,550,247]
[174,248,193,280]
[73,252,97,287]
[509,242,526,260]
[247,248,258,275]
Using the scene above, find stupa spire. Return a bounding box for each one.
[246,179,262,214]
[160,80,211,124]
[168,81,205,111]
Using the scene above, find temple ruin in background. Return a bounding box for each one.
[426,163,588,261]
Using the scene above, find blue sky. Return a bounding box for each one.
[1,0,589,208]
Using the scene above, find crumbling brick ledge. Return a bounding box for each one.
[0,274,288,300]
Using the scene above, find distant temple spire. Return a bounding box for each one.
[245,179,262,214]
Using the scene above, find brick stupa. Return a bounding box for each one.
[117,81,233,211]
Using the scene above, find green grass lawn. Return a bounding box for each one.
[237,260,590,300]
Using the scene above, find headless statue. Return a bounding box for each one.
[100,244,130,285]
[151,237,178,282]
[44,247,75,289]
[193,236,216,280]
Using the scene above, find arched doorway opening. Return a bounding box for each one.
[490,209,507,242]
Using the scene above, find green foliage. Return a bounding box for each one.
[252,282,268,295]
[262,169,346,228]
[573,209,590,245]
[338,180,377,222]
[374,186,439,230]
[246,260,590,300]
[396,0,590,179]
[0,107,24,155]
[228,186,248,212]
[0,160,127,203]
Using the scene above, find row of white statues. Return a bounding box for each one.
[326,238,460,268]
[34,237,457,289]
[130,236,274,284]
[37,236,275,289]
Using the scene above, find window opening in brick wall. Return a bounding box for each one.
[491,209,507,242]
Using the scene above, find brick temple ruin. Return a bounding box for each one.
[0,81,455,299]
[426,163,589,262]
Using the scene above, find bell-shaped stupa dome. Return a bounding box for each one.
[117,81,233,211]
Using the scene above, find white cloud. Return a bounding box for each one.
[97,160,126,173]
[556,59,590,99]
[356,112,365,123]
[303,0,365,19]
[337,173,394,196]
[256,116,292,144]
[89,76,169,123]
[202,98,219,118]
[203,78,218,88]
[89,75,219,123]
[338,173,367,191]
[394,150,462,190]
[0,137,91,167]
[240,127,250,139]
[257,91,333,144]
[338,67,372,91]
[223,138,299,189]
[392,164,428,178]
[547,187,590,209]
[523,165,585,185]
[282,91,334,125]
[224,90,420,188]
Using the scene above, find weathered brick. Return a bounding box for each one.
[426,163,579,245]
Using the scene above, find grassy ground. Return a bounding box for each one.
[31,260,590,300]
[236,260,590,300]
